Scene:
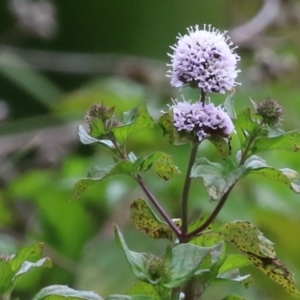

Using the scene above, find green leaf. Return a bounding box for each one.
[235,108,259,148]
[189,214,223,248]
[71,160,134,201]
[252,130,300,153]
[221,294,247,300]
[244,156,300,194]
[224,90,237,120]
[14,257,52,281]
[218,254,251,275]
[32,285,103,300]
[139,152,180,180]
[10,243,43,273]
[114,225,155,283]
[105,296,131,300]
[164,243,217,288]
[112,103,155,145]
[0,260,13,294]
[191,158,244,201]
[217,221,300,298]
[131,296,155,300]
[208,136,231,160]
[106,296,154,300]
[89,118,107,139]
[189,218,226,288]
[127,282,159,300]
[130,198,180,240]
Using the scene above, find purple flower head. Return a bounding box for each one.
[167,25,240,93]
[170,99,235,142]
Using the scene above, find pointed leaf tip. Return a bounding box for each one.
[218,221,300,297]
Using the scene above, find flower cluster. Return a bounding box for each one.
[167,25,240,93]
[170,99,235,142]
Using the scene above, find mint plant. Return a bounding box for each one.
[71,25,300,299]
[1,24,300,300]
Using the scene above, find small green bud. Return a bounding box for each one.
[146,256,167,281]
[255,98,284,127]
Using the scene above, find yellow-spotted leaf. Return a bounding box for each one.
[138,152,180,180]
[130,198,180,240]
[217,221,300,298]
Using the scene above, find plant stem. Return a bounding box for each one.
[135,174,181,239]
[239,134,256,165]
[186,184,235,240]
[200,89,206,104]
[187,127,261,240]
[181,142,199,241]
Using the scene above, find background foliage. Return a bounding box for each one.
[1,0,300,299]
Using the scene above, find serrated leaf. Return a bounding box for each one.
[244,156,300,194]
[252,130,300,153]
[224,90,237,120]
[71,178,98,202]
[130,198,180,240]
[217,221,275,258]
[247,254,300,298]
[209,136,231,160]
[221,294,247,300]
[0,260,13,294]
[10,243,43,273]
[235,108,259,148]
[127,282,159,300]
[139,152,180,180]
[87,161,134,178]
[71,160,134,201]
[14,257,52,281]
[32,285,103,300]
[164,243,219,288]
[114,225,156,284]
[112,103,154,145]
[191,158,244,201]
[217,221,300,298]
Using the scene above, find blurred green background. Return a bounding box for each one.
[1,0,300,299]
